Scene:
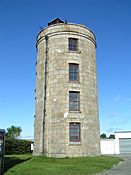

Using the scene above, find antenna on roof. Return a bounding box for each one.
[65,20,67,24]
[39,27,43,30]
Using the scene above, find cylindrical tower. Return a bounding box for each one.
[34,18,100,157]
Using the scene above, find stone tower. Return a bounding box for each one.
[34,18,100,157]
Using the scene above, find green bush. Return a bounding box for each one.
[5,138,33,155]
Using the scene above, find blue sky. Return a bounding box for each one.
[0,0,131,138]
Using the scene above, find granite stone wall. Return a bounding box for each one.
[33,23,100,157]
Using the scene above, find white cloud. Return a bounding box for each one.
[108,113,119,118]
[120,119,130,125]
[109,120,117,125]
[106,127,122,133]
[126,98,131,102]
[113,96,131,102]
[113,95,121,102]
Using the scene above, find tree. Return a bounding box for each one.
[108,134,115,139]
[6,125,22,139]
[100,133,107,139]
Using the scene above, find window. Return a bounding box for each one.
[69,123,80,142]
[69,64,79,82]
[69,91,80,111]
[68,38,78,51]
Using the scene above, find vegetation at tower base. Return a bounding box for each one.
[5,139,32,155]
[4,154,123,175]
[4,125,32,154]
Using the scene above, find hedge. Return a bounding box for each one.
[5,138,33,155]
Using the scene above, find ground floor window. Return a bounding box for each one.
[69,123,80,142]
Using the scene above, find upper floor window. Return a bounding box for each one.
[69,91,80,111]
[69,64,79,82]
[68,38,78,51]
[69,123,81,142]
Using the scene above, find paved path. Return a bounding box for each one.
[102,154,131,175]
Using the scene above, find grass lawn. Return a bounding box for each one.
[4,154,123,175]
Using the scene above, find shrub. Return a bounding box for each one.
[5,138,33,155]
